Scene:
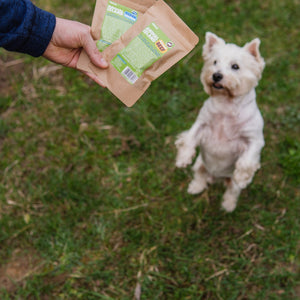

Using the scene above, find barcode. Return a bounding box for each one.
[122,66,138,84]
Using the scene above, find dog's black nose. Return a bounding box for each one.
[213,72,223,82]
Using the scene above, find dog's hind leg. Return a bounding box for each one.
[187,155,209,194]
[221,179,241,212]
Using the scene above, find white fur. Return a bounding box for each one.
[175,32,265,212]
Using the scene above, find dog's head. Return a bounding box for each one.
[200,32,265,98]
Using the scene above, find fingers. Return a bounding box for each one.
[81,28,108,69]
[46,18,108,85]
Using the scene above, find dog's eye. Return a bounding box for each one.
[214,60,217,65]
[232,64,239,70]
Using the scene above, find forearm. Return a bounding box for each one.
[1,0,107,87]
[0,0,56,57]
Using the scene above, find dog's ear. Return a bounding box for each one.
[244,38,265,71]
[203,32,225,59]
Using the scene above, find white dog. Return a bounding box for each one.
[175,32,265,212]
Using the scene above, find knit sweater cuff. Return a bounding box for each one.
[21,5,56,57]
[0,0,56,57]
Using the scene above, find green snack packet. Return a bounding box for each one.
[111,22,175,84]
[92,0,156,49]
[96,1,139,51]
[77,0,156,73]
[78,0,199,107]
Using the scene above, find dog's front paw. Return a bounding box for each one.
[233,169,253,189]
[175,134,195,168]
[175,153,194,168]
[233,161,260,189]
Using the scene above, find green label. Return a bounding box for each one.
[111,22,175,84]
[97,1,138,51]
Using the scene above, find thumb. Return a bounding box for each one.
[83,31,108,69]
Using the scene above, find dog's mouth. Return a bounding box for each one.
[212,83,224,90]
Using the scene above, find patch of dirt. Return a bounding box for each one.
[0,248,42,292]
[0,56,25,98]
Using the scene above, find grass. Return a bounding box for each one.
[0,0,299,299]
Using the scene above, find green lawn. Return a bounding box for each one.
[0,0,299,299]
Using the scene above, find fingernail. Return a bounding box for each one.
[100,58,108,68]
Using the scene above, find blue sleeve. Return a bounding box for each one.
[0,0,56,57]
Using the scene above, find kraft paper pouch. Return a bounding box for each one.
[78,0,155,74]
[78,0,199,107]
[92,0,156,51]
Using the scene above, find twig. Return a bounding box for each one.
[7,224,32,241]
[96,203,148,216]
[16,261,46,283]
[205,269,228,281]
[237,229,253,240]
[0,59,24,68]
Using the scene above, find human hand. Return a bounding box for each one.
[43,17,108,87]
